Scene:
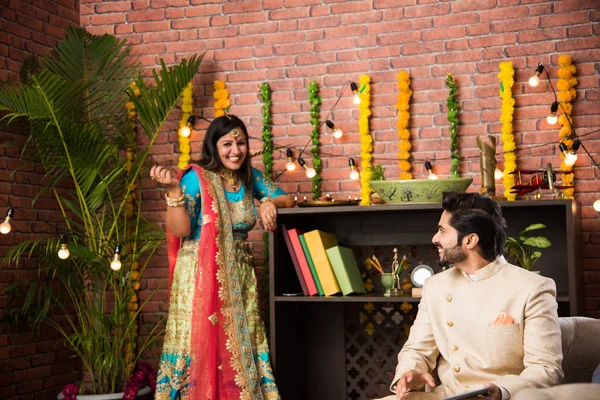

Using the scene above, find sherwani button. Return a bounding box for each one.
[451,345,458,352]
[447,295,452,302]
[453,365,460,373]
[447,320,454,327]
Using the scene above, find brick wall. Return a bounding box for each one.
[0,1,80,399]
[2,0,600,394]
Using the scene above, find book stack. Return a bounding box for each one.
[281,225,366,296]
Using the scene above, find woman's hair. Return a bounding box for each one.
[442,192,507,262]
[198,115,253,190]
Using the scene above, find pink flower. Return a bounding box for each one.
[61,383,79,400]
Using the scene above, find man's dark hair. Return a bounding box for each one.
[198,115,252,189]
[441,192,507,262]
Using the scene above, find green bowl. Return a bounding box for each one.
[370,178,473,203]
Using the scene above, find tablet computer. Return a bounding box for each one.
[444,387,489,400]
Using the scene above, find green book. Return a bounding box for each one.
[299,234,324,296]
[325,246,367,296]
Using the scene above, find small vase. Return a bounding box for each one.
[381,273,395,297]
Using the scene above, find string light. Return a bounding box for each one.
[424,160,438,180]
[285,148,296,171]
[559,142,578,167]
[348,158,360,180]
[528,63,544,87]
[325,120,344,139]
[546,102,559,125]
[110,244,122,271]
[0,207,14,234]
[593,199,600,213]
[350,81,361,105]
[178,116,196,138]
[57,234,70,260]
[297,157,316,178]
[494,167,503,180]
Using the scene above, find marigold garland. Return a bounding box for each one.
[260,82,273,179]
[445,74,460,178]
[396,71,413,180]
[557,55,577,199]
[178,82,194,169]
[308,81,322,200]
[498,62,517,201]
[213,80,230,118]
[358,74,372,205]
[125,81,141,372]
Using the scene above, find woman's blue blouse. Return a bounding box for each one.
[181,167,285,239]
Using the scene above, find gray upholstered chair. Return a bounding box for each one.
[514,316,600,400]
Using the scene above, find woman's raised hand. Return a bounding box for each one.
[150,165,179,188]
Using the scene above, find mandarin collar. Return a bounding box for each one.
[458,255,507,282]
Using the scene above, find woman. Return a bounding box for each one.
[153,115,293,400]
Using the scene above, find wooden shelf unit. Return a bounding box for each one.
[268,200,580,400]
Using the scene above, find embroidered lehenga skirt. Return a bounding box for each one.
[155,237,280,400]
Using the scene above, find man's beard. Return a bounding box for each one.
[437,243,467,267]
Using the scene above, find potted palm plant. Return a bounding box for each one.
[0,27,202,397]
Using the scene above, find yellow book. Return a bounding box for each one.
[303,230,340,296]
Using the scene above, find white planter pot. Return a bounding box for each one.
[57,385,152,400]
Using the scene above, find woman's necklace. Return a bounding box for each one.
[220,169,239,189]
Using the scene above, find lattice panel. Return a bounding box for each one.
[345,302,417,399]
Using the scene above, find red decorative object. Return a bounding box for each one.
[123,362,156,400]
[61,383,78,400]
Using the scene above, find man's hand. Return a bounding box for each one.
[482,383,502,400]
[395,370,436,399]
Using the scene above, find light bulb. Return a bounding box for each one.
[333,128,343,139]
[593,199,600,212]
[546,114,558,125]
[305,168,316,178]
[494,168,503,180]
[528,75,540,87]
[564,152,577,166]
[286,161,296,171]
[350,82,361,105]
[424,160,437,180]
[111,244,122,271]
[428,173,438,180]
[350,169,360,180]
[0,208,13,234]
[0,219,11,234]
[58,244,70,260]
[110,255,122,271]
[179,125,191,138]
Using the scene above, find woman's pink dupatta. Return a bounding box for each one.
[165,165,241,399]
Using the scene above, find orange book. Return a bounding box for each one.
[303,230,340,296]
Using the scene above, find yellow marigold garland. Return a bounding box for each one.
[178,82,194,169]
[358,74,372,205]
[124,81,141,372]
[213,80,230,118]
[396,71,413,180]
[557,55,577,199]
[498,62,517,200]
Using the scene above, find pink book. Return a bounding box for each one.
[286,227,318,296]
[281,225,308,296]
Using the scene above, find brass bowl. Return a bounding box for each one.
[370,178,473,204]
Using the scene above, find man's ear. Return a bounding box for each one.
[463,233,479,250]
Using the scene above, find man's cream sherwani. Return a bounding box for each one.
[389,256,563,399]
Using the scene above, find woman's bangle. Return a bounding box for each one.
[260,197,273,205]
[165,193,185,207]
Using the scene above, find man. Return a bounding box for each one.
[382,192,563,400]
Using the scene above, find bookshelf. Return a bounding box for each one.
[268,200,580,400]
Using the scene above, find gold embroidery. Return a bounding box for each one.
[208,312,218,325]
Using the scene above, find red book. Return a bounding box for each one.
[286,227,318,296]
[281,224,308,296]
